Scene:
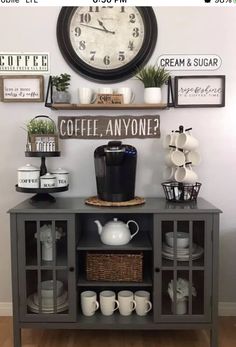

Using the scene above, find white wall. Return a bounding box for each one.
[0,7,236,304]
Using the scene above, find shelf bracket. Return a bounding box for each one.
[45,75,53,108]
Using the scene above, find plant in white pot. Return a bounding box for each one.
[136,66,170,104]
[52,73,71,104]
[168,278,197,315]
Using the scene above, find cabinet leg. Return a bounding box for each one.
[13,324,21,347]
[210,327,218,347]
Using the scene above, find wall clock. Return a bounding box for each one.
[57,6,158,83]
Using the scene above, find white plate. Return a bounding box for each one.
[27,293,68,314]
[162,243,197,255]
[162,245,203,261]
[33,291,67,307]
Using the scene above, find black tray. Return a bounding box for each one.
[25,151,60,157]
[15,185,69,202]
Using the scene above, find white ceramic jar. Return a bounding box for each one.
[40,173,56,189]
[51,168,69,187]
[18,164,40,188]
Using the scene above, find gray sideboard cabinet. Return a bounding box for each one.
[8,197,221,347]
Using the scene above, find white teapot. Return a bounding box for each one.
[94,218,139,246]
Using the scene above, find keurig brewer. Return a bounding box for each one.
[94,141,137,202]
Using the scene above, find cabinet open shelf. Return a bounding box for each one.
[77,311,153,326]
[46,103,168,110]
[77,231,152,251]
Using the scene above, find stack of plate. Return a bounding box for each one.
[162,243,203,261]
[27,280,68,314]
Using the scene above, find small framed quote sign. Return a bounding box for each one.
[58,115,160,140]
[0,75,44,102]
[174,75,225,107]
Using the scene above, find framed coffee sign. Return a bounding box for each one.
[0,53,50,73]
[174,75,225,107]
[0,75,44,102]
[58,115,160,140]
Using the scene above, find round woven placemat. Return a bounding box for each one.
[85,196,146,207]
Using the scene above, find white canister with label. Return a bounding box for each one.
[51,168,69,187]
[40,173,56,189]
[18,164,40,188]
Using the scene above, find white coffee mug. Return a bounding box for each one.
[163,132,178,149]
[163,167,176,181]
[81,291,99,317]
[165,149,185,167]
[100,290,119,316]
[116,87,135,104]
[99,87,113,94]
[175,165,198,184]
[78,87,96,104]
[176,133,199,151]
[134,291,152,316]
[118,290,136,316]
[185,151,201,166]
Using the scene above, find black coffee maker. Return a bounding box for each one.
[94,141,137,202]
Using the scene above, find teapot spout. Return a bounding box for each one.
[94,220,103,235]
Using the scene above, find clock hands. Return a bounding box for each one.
[80,23,115,35]
[97,19,114,34]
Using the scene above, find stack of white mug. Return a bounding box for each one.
[80,290,152,317]
[163,128,201,184]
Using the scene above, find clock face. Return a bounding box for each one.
[57,7,157,82]
[69,7,145,71]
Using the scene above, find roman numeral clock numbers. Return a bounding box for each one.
[57,7,157,82]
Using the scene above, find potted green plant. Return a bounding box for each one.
[51,73,71,104]
[136,66,170,104]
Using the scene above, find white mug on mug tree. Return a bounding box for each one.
[165,148,185,167]
[176,133,199,151]
[175,165,198,184]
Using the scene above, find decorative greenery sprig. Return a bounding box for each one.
[51,73,71,92]
[168,278,196,301]
[136,66,170,88]
[27,118,57,135]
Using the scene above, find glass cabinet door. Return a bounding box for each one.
[18,214,76,322]
[153,214,212,323]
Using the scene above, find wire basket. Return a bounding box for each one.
[162,182,201,202]
[86,252,143,282]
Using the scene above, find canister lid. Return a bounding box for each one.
[18,163,40,172]
[51,168,69,174]
[40,173,56,180]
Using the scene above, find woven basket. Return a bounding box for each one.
[86,252,143,282]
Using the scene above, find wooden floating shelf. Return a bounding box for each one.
[46,103,168,110]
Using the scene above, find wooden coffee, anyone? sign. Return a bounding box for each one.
[58,115,160,139]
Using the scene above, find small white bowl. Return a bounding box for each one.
[41,280,64,298]
[165,232,189,248]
